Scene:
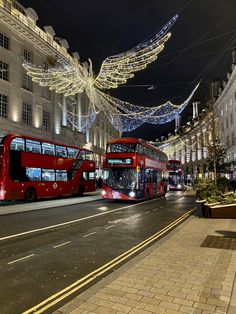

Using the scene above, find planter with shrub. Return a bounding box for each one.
[196,178,236,218]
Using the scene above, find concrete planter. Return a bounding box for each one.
[196,200,236,218]
[209,203,236,218]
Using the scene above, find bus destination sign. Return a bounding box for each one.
[106,158,132,165]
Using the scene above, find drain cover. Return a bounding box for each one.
[201,235,236,250]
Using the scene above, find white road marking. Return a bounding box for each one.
[53,241,71,249]
[145,211,151,214]
[0,201,154,241]
[0,197,176,242]
[153,208,158,212]
[105,225,115,230]
[22,207,196,314]
[160,206,164,209]
[8,254,35,265]
[83,232,96,238]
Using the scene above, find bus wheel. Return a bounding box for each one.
[78,186,84,196]
[25,188,37,202]
[145,190,150,200]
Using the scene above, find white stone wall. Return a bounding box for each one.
[216,64,236,163]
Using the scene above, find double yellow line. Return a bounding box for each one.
[23,207,196,314]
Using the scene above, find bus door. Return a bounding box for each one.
[0,144,3,178]
[82,171,96,192]
[145,169,156,198]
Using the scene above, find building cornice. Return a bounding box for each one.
[0,2,75,65]
[215,64,236,107]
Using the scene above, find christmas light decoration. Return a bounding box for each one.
[23,15,178,95]
[158,135,198,158]
[58,82,199,132]
[22,14,200,133]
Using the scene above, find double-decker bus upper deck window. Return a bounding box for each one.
[78,150,85,160]
[85,151,94,161]
[160,153,167,162]
[42,169,55,181]
[107,143,136,153]
[42,142,55,155]
[136,144,144,154]
[26,139,41,153]
[56,170,68,181]
[67,148,78,158]
[26,167,41,181]
[55,145,67,157]
[10,137,25,151]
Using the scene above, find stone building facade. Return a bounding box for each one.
[155,107,216,179]
[215,49,236,178]
[156,50,236,179]
[0,0,120,170]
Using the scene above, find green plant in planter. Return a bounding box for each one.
[222,195,236,205]
[217,177,231,193]
[196,179,218,200]
[206,194,222,204]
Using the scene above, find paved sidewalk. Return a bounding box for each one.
[55,214,236,314]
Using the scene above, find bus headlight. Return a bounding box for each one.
[101,190,106,196]
[129,191,135,198]
[177,184,182,189]
[0,188,6,199]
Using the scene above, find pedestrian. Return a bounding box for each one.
[97,177,103,189]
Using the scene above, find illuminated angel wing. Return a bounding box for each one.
[94,14,178,90]
[23,61,88,97]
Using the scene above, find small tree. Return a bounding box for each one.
[206,137,227,185]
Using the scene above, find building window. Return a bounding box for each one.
[42,110,50,131]
[23,49,33,63]
[42,87,51,100]
[0,33,9,49]
[0,61,9,81]
[22,103,32,125]
[226,118,229,129]
[22,74,33,91]
[0,94,7,118]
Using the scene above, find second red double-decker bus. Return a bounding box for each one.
[101,138,168,200]
[167,160,185,190]
[0,133,96,201]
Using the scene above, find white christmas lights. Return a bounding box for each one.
[23,15,177,95]
[22,14,201,133]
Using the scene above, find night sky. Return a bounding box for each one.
[20,0,236,140]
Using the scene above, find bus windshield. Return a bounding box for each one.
[103,169,137,189]
[107,143,136,153]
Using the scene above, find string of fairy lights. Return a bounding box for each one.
[161,138,198,157]
[22,14,200,133]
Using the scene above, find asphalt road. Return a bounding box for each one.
[0,191,196,313]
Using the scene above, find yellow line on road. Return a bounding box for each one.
[23,207,196,314]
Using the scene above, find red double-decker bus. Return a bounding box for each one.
[0,133,96,201]
[101,138,168,201]
[167,160,185,190]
